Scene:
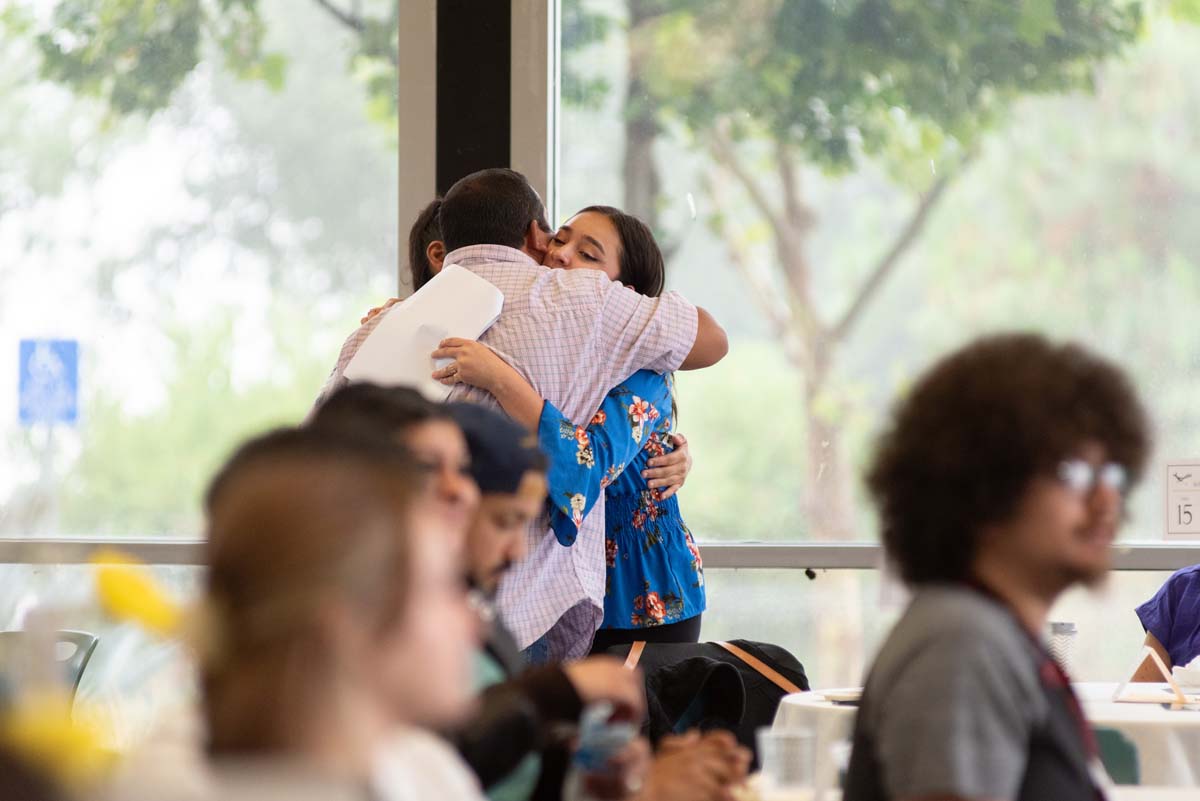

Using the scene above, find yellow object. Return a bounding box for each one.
[1,690,115,786]
[90,549,182,637]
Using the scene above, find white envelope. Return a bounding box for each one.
[343,264,504,400]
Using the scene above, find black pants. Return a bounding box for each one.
[587,614,703,656]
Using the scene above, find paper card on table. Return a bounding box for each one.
[343,264,504,401]
[1112,646,1194,706]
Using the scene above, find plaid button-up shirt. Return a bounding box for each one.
[314,244,698,659]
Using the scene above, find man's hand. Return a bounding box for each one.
[562,656,646,721]
[636,730,752,801]
[643,433,693,501]
[582,730,752,801]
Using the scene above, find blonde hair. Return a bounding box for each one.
[201,428,424,754]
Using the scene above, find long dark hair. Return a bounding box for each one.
[574,206,676,425]
[575,205,665,297]
[408,198,443,291]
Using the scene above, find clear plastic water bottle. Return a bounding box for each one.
[563,702,638,801]
[1047,621,1078,675]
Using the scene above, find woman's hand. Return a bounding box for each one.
[431,338,545,431]
[361,297,401,325]
[643,433,693,501]
[431,338,519,394]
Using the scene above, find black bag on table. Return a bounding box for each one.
[602,638,810,766]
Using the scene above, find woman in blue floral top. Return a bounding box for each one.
[432,206,708,652]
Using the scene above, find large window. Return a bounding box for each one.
[4,0,1199,714]
[557,0,1200,546]
[554,0,1200,685]
[0,0,399,745]
[0,0,400,541]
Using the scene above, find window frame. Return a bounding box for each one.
[2,539,1197,571]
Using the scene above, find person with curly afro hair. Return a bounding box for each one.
[845,333,1150,801]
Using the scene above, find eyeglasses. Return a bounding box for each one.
[1057,459,1128,496]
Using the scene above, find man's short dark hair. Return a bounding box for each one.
[408,198,442,291]
[439,168,550,253]
[867,333,1151,586]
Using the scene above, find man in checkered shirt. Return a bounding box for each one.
[316,169,727,661]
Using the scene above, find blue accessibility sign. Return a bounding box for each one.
[18,339,79,427]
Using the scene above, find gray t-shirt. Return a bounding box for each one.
[844,585,1095,801]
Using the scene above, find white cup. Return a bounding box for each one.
[1048,620,1077,674]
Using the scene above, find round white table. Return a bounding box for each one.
[773,682,1200,788]
[1109,789,1200,800]
[1076,682,1200,787]
[771,689,858,793]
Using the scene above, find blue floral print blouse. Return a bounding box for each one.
[539,369,705,630]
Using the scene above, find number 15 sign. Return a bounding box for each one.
[1167,462,1200,539]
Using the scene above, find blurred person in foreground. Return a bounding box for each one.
[106,393,482,801]
[196,427,484,801]
[309,384,749,801]
[305,382,480,532]
[844,334,1150,801]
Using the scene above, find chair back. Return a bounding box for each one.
[1094,725,1139,785]
[0,630,99,704]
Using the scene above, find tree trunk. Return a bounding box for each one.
[623,88,660,225]
[770,197,855,542]
[803,375,854,540]
[703,132,962,683]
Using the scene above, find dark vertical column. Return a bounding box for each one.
[436,0,512,195]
